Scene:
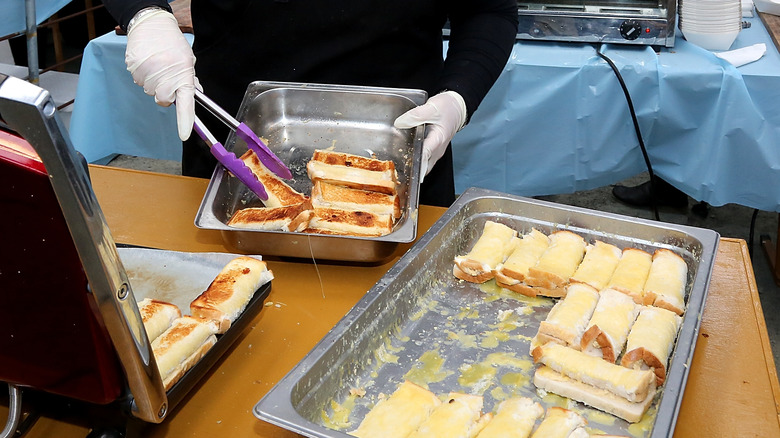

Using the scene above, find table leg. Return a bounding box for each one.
[760,213,780,286]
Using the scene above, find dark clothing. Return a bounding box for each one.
[103,0,518,206]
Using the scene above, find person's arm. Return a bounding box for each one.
[102,0,172,32]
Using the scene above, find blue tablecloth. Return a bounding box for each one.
[68,17,780,211]
[0,0,72,36]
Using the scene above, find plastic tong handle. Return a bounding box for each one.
[193,117,269,200]
[194,89,292,180]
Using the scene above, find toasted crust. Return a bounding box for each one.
[307,150,398,195]
[152,316,219,390]
[190,257,273,334]
[453,264,494,284]
[312,180,401,219]
[138,298,181,343]
[240,150,307,207]
[304,207,394,237]
[227,199,313,232]
[533,366,656,424]
[162,334,216,391]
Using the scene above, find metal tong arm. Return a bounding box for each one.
[0,74,168,423]
[194,88,241,131]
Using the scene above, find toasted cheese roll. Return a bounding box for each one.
[312,180,401,219]
[570,241,622,290]
[475,397,543,438]
[532,342,655,403]
[152,316,219,390]
[529,407,586,438]
[621,306,682,385]
[350,381,441,438]
[533,366,656,424]
[525,230,587,297]
[408,393,488,438]
[228,199,313,232]
[495,229,550,294]
[643,249,687,315]
[307,150,398,195]
[580,288,640,363]
[606,248,653,304]
[305,207,394,237]
[190,257,273,334]
[138,298,181,343]
[453,221,518,283]
[240,150,308,208]
[537,283,600,349]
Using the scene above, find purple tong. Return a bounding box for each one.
[194,89,292,180]
[192,116,269,200]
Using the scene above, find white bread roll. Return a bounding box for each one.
[475,397,543,438]
[408,393,489,438]
[606,248,653,304]
[525,230,587,297]
[137,298,181,343]
[152,316,219,390]
[529,407,586,438]
[621,306,682,385]
[580,288,640,363]
[570,240,622,291]
[454,221,518,283]
[643,249,687,315]
[190,256,273,334]
[537,283,600,349]
[495,228,550,294]
[350,381,441,438]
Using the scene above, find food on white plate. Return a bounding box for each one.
[307,149,398,195]
[240,150,308,208]
[536,283,600,349]
[152,316,219,390]
[227,199,313,232]
[312,180,401,220]
[580,288,640,363]
[570,240,622,291]
[137,297,181,343]
[475,397,543,438]
[304,207,394,237]
[621,306,683,385]
[190,256,273,334]
[642,249,687,315]
[453,220,518,283]
[533,366,655,424]
[524,230,587,297]
[349,381,441,438]
[529,407,587,438]
[408,392,491,438]
[495,228,550,294]
[532,342,656,404]
[606,248,653,304]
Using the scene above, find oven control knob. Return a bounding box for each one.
[619,20,642,40]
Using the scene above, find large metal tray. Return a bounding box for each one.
[195,81,427,263]
[253,187,719,437]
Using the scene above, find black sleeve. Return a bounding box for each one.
[101,0,172,31]
[440,0,518,121]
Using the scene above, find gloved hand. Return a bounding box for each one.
[126,9,197,141]
[394,91,467,182]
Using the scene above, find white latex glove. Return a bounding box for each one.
[394,91,467,182]
[126,9,197,141]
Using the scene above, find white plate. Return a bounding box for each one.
[682,28,740,50]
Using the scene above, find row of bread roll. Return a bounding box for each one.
[453,222,689,314]
[229,149,399,236]
[137,256,273,390]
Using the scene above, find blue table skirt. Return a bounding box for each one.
[0,0,72,36]
[69,17,780,211]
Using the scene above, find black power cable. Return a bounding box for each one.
[595,47,661,221]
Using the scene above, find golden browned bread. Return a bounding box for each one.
[307,150,398,195]
[580,288,640,363]
[152,316,219,390]
[621,305,682,385]
[137,298,181,343]
[312,180,401,219]
[190,257,274,334]
[227,199,313,232]
[350,381,441,438]
[240,150,308,208]
[304,207,394,237]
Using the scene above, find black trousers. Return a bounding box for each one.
[182,135,456,208]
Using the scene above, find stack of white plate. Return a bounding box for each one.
[679,0,742,50]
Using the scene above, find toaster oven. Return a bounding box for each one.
[516,0,677,46]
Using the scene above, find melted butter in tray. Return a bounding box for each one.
[479,279,553,308]
[321,393,359,430]
[403,349,453,387]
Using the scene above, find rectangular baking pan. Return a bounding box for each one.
[253,187,719,437]
[195,81,427,263]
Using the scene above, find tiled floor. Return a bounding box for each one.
[105,156,780,373]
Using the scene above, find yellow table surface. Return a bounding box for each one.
[5,165,780,437]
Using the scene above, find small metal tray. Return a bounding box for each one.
[253,187,720,438]
[195,81,427,263]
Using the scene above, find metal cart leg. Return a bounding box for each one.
[760,213,780,287]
